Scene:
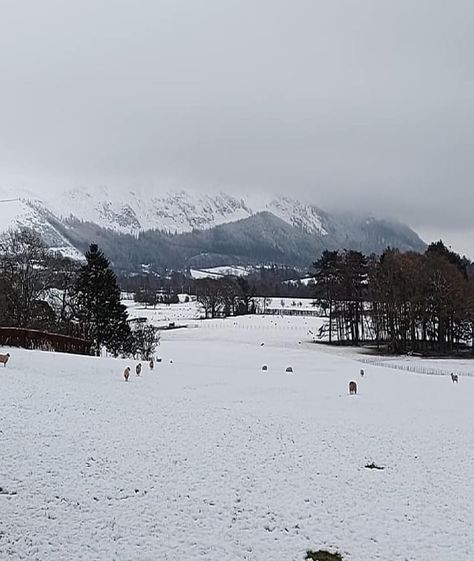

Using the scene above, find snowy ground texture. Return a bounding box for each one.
[123,296,321,327]
[2,314,474,560]
[123,296,200,327]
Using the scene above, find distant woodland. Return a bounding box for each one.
[1,226,474,356]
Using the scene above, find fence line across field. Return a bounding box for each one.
[184,322,473,378]
[359,357,473,378]
[196,322,317,331]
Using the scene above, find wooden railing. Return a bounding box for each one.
[0,327,92,355]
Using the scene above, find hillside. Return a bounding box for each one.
[0,187,426,270]
[1,313,472,560]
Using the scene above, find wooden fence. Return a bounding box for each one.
[261,308,322,317]
[0,327,92,355]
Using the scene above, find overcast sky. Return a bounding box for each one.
[0,1,473,255]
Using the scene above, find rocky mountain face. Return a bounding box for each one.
[0,187,426,270]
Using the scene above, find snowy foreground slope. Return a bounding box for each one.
[1,315,474,561]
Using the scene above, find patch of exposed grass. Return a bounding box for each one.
[305,550,343,561]
[365,462,385,470]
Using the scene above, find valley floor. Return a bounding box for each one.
[1,314,474,560]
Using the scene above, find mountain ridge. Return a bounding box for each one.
[0,187,426,270]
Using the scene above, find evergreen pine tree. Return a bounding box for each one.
[74,244,130,355]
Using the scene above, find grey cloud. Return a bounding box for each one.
[0,0,473,248]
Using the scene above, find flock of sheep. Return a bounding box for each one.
[123,357,164,381]
[259,341,363,395]
[2,344,462,394]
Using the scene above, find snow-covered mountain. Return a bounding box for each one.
[41,187,330,236]
[1,186,333,236]
[0,186,426,268]
[0,191,83,259]
[265,197,328,236]
[44,187,255,234]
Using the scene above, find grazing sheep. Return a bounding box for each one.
[0,353,10,367]
[262,365,268,371]
[451,373,459,383]
[286,366,293,373]
[349,381,357,395]
[157,357,163,363]
[260,342,265,347]
[136,363,142,376]
[123,367,130,382]
[169,359,173,364]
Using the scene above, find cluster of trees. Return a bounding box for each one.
[120,264,314,310]
[134,289,180,308]
[119,270,192,296]
[195,277,257,319]
[313,242,474,354]
[0,229,77,333]
[5,225,474,357]
[245,266,314,299]
[0,229,159,357]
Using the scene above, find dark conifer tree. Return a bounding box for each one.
[313,250,341,343]
[74,244,130,355]
[426,240,468,279]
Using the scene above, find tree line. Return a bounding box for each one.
[0,229,157,358]
[4,226,473,356]
[194,277,257,319]
[313,242,474,354]
[119,264,314,309]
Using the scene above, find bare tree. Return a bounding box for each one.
[126,322,160,360]
[46,254,81,333]
[195,278,224,319]
[0,228,51,327]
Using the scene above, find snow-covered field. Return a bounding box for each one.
[124,297,321,326]
[123,296,201,327]
[190,266,252,279]
[2,315,474,560]
[122,291,319,322]
[257,297,319,313]
[360,354,474,378]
